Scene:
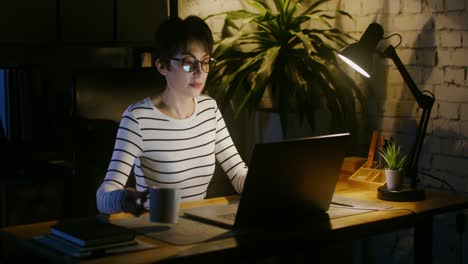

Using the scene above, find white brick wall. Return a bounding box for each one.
[361,0,385,15]
[445,0,465,11]
[337,0,361,16]
[424,135,441,153]
[424,0,444,12]
[381,101,418,117]
[433,154,468,177]
[439,102,459,119]
[437,13,468,30]
[422,67,445,85]
[432,119,461,136]
[440,138,465,156]
[463,32,468,47]
[403,0,422,14]
[390,13,433,31]
[440,31,463,48]
[444,67,465,85]
[438,49,468,66]
[178,0,246,40]
[460,120,468,137]
[460,105,468,120]
[435,85,468,103]
[401,30,438,48]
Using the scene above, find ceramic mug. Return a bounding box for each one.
[149,187,180,224]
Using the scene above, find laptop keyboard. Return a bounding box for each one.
[217,213,236,221]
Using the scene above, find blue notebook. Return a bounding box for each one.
[35,234,137,258]
[50,217,136,247]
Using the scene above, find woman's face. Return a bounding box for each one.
[162,41,210,99]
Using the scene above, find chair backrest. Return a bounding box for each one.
[68,68,165,217]
[71,68,165,122]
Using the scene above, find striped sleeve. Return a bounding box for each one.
[96,108,144,214]
[213,102,248,193]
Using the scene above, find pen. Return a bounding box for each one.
[331,201,354,207]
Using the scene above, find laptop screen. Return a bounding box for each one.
[233,133,350,228]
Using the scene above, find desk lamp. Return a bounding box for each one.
[338,23,434,201]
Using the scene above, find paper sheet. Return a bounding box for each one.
[111,215,232,246]
[329,194,393,218]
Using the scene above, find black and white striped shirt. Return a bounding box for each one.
[96,95,247,214]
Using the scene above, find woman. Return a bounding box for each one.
[96,16,248,216]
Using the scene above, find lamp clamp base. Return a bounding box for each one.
[377,184,426,202]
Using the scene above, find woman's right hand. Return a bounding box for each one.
[121,188,149,216]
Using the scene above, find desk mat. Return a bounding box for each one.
[329,194,393,218]
[111,196,392,246]
[111,215,231,246]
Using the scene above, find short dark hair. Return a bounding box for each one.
[154,15,214,67]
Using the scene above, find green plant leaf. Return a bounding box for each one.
[379,141,408,170]
[291,31,316,55]
[299,0,330,17]
[235,46,280,117]
[337,10,354,22]
[245,0,268,13]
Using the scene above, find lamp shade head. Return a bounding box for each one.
[338,45,371,78]
[338,23,384,78]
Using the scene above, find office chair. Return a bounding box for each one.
[68,68,165,217]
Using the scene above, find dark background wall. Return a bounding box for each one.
[0,0,170,226]
[0,0,169,149]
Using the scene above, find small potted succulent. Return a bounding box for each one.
[379,141,407,190]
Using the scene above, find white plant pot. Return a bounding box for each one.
[385,169,404,191]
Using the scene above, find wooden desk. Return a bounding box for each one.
[2,181,468,264]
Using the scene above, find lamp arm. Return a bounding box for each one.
[407,107,432,187]
[382,46,434,108]
[382,45,435,187]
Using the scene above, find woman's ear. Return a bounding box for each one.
[155,58,168,75]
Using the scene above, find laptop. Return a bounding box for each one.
[184,133,350,229]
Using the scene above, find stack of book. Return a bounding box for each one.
[35,217,137,258]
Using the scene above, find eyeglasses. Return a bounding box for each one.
[170,55,217,73]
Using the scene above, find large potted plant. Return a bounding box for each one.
[205,0,367,137]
